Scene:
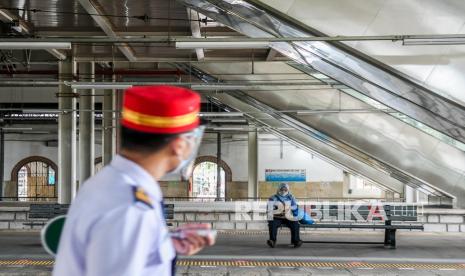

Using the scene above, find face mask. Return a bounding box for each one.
[278,190,289,196]
[167,126,205,180]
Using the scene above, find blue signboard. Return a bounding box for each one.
[265,169,306,182]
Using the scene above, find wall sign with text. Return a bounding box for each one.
[265,169,306,182]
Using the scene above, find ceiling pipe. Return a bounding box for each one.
[0,79,332,88]
[66,81,335,90]
[0,81,60,86]
[0,69,183,76]
[1,34,465,43]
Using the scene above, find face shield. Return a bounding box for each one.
[167,125,205,180]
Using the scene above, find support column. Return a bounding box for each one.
[216,132,222,201]
[0,129,4,200]
[78,62,95,186]
[58,60,77,204]
[115,88,123,153]
[113,63,124,154]
[102,87,115,165]
[248,129,258,199]
[342,171,351,198]
[404,185,417,203]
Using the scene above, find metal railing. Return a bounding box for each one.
[0,197,57,202]
[163,196,405,203]
[0,196,402,203]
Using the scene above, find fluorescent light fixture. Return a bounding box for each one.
[0,42,71,49]
[67,82,336,91]
[68,82,187,90]
[69,83,133,90]
[22,131,51,134]
[211,127,250,131]
[0,127,33,131]
[209,119,247,123]
[191,84,250,91]
[176,41,270,49]
[403,37,465,46]
[297,110,342,115]
[23,109,62,113]
[297,109,393,114]
[199,112,244,117]
[191,83,335,91]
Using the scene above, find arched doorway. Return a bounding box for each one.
[11,156,58,201]
[191,156,232,199]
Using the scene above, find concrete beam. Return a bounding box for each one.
[73,56,288,62]
[58,60,77,203]
[34,26,239,37]
[266,49,278,61]
[187,8,205,61]
[78,0,137,62]
[0,9,66,60]
[78,62,95,186]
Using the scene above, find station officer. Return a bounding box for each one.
[53,85,215,276]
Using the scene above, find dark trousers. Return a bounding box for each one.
[268,217,300,244]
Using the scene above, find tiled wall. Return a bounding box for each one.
[160,181,349,199]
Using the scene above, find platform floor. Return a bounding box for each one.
[0,231,464,275]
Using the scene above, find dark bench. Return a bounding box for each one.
[164,204,174,226]
[295,204,423,248]
[24,204,70,227]
[25,203,175,227]
[28,204,70,219]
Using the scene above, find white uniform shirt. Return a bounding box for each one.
[53,155,176,276]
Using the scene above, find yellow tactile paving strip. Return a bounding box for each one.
[0,260,54,266]
[177,260,465,270]
[0,259,464,270]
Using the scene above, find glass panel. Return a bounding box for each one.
[17,166,28,201]
[48,167,56,185]
[192,161,225,198]
[289,62,465,153]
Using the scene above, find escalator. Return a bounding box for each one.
[179,0,465,143]
[176,0,465,207]
[177,60,463,207]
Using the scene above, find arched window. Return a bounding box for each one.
[192,162,225,198]
[11,156,57,202]
[191,156,232,199]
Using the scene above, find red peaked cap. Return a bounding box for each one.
[121,85,201,134]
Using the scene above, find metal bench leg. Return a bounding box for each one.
[389,229,397,249]
[384,229,396,249]
[384,229,390,247]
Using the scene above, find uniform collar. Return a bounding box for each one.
[111,154,163,202]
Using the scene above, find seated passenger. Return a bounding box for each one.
[266,183,303,248]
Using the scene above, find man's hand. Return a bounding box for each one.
[171,223,216,256]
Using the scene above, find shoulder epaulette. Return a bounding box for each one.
[133,186,153,208]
